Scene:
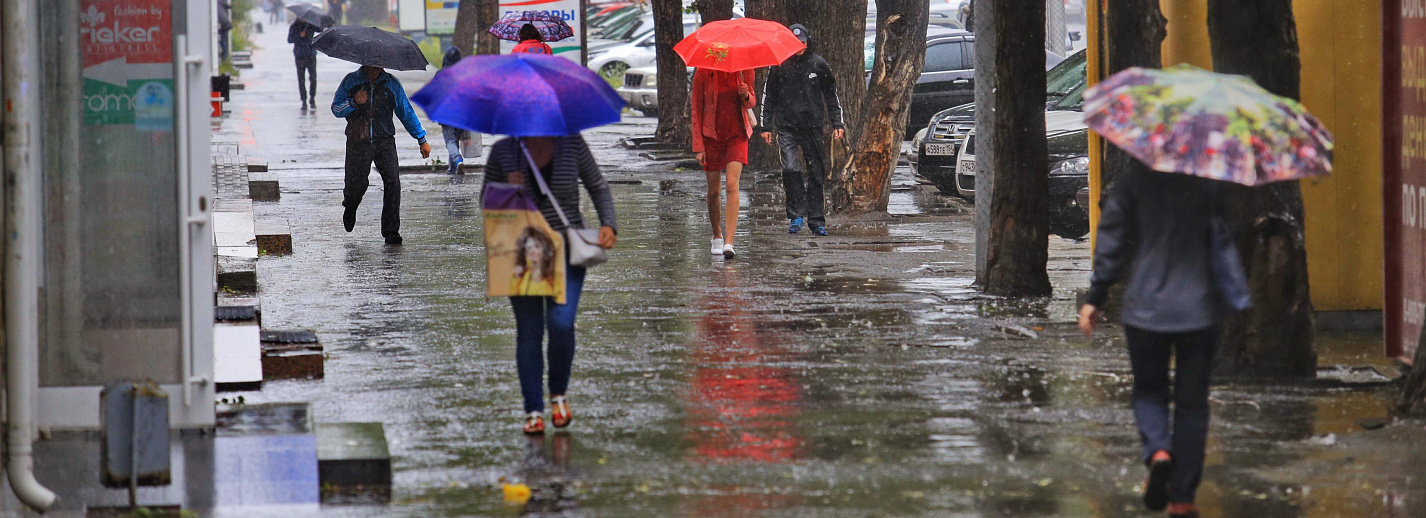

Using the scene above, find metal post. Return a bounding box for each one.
[1046,0,1067,55]
[3,0,59,510]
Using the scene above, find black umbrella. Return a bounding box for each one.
[285,3,334,29]
[312,26,429,71]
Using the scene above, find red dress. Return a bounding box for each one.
[512,39,554,55]
[690,68,756,171]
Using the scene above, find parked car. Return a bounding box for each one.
[617,65,660,117]
[916,48,1086,193]
[866,30,1065,134]
[951,116,1091,239]
[590,20,698,84]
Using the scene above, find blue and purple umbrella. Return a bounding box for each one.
[487,11,575,42]
[411,53,624,137]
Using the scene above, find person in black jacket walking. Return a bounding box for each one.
[757,23,844,236]
[288,19,320,110]
[1079,170,1251,518]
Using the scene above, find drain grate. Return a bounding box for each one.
[215,305,258,322]
[261,330,319,344]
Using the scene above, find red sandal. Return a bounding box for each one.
[523,412,545,435]
[551,396,572,428]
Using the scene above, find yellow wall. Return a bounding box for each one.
[1153,0,1384,311]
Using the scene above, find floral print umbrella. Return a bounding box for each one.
[1083,65,1333,186]
[487,11,574,42]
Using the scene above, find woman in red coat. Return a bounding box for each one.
[511,24,553,55]
[691,68,755,259]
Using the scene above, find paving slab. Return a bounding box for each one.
[254,219,292,255]
[216,255,257,293]
[249,172,280,201]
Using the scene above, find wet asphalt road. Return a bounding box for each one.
[213,21,1423,518]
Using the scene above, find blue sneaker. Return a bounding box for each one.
[789,217,804,234]
[813,225,827,236]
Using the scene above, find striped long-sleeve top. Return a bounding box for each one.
[483,136,617,233]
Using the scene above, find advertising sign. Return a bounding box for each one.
[1389,1,1426,360]
[426,0,458,35]
[499,0,583,62]
[81,0,173,127]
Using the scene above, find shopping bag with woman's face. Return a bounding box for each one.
[483,182,566,304]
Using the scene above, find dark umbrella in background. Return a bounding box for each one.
[285,3,335,29]
[487,11,575,42]
[312,26,429,70]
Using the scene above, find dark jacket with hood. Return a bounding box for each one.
[1086,171,1251,333]
[288,20,319,59]
[442,47,463,68]
[758,50,844,133]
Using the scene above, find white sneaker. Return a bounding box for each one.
[723,244,736,259]
[711,238,724,255]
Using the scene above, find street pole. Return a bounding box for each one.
[1046,0,1067,55]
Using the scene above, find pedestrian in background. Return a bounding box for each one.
[1079,171,1251,518]
[691,67,755,259]
[326,0,345,24]
[512,24,553,55]
[484,135,618,435]
[758,23,844,237]
[331,65,431,245]
[440,47,469,174]
[267,0,282,24]
[288,18,320,110]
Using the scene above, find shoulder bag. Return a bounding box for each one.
[520,142,608,268]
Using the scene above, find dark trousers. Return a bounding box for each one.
[295,55,316,103]
[778,128,828,227]
[512,266,586,413]
[343,137,401,237]
[1125,324,1220,504]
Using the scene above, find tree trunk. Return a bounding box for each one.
[828,0,926,214]
[977,0,1050,296]
[654,0,692,147]
[1207,0,1317,378]
[696,0,735,22]
[1401,318,1426,412]
[453,0,501,56]
[1103,2,1166,191]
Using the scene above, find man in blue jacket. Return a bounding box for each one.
[332,65,430,245]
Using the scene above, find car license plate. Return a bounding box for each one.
[960,160,975,174]
[925,143,957,156]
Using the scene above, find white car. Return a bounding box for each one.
[589,18,699,84]
[617,66,660,117]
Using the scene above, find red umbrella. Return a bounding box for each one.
[673,18,805,72]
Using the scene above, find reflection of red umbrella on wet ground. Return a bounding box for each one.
[673,18,805,72]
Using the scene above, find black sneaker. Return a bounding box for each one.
[813,226,828,237]
[1143,451,1173,511]
[385,233,403,245]
[343,207,356,232]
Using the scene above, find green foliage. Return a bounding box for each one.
[418,36,445,70]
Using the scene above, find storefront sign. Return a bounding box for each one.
[499,0,584,62]
[1389,2,1426,360]
[80,0,173,127]
[425,0,458,35]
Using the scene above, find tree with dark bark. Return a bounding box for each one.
[828,0,926,214]
[453,0,500,57]
[975,0,1050,296]
[1206,0,1317,378]
[696,0,735,22]
[654,0,691,146]
[1103,2,1166,191]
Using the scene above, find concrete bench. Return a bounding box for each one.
[214,323,263,392]
[316,422,392,502]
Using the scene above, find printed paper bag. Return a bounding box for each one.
[483,182,565,304]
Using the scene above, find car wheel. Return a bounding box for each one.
[637,108,658,117]
[599,62,630,85]
[1050,214,1090,239]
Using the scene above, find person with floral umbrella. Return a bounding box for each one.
[1079,65,1331,518]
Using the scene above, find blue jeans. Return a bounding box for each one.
[511,266,586,413]
[1125,324,1220,504]
[441,124,464,173]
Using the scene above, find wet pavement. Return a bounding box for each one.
[207,20,1425,518]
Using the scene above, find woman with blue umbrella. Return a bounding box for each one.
[413,54,621,435]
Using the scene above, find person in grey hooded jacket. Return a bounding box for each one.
[1079,170,1251,518]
